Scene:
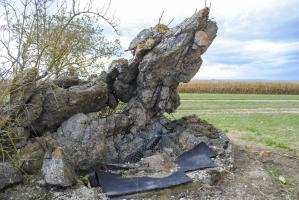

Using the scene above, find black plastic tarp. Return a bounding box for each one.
[92,142,217,197]
[97,171,192,197]
[175,142,217,172]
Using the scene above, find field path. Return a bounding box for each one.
[181,99,299,102]
[177,108,299,114]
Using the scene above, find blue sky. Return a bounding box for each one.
[98,0,299,81]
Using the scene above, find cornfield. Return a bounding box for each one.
[178,80,299,94]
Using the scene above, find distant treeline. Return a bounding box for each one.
[178,80,299,94]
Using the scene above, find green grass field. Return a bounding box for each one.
[172,93,299,150]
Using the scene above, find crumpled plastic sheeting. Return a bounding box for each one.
[97,171,192,197]
[91,142,216,197]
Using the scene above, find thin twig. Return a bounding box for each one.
[167,18,174,26]
[158,11,164,24]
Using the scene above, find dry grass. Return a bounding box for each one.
[0,80,19,161]
[178,80,299,94]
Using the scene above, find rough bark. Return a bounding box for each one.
[2,9,234,195]
[11,8,217,136]
[53,8,227,171]
[10,72,111,133]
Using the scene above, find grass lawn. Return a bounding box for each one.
[172,93,299,151]
[179,100,299,110]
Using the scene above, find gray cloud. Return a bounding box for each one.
[97,0,299,81]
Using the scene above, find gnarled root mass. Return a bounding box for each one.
[1,8,234,197]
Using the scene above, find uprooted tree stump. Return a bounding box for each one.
[0,8,234,199]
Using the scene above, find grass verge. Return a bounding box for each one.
[174,93,299,151]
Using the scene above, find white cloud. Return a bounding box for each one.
[195,63,247,79]
[198,38,299,80]
[209,37,299,62]
[97,0,299,38]
[93,0,299,80]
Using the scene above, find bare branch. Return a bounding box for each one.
[167,18,174,26]
[103,0,111,16]
[72,0,76,14]
[0,0,120,81]
[158,11,164,24]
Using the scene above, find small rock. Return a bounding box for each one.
[42,147,76,187]
[187,168,221,185]
[0,162,22,190]
[141,153,177,177]
[278,176,286,184]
